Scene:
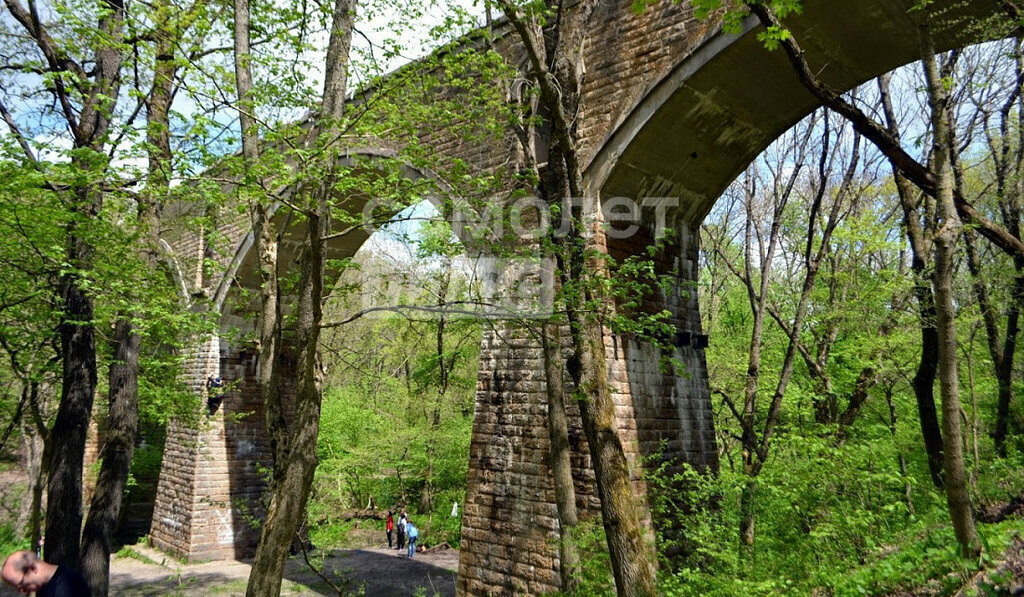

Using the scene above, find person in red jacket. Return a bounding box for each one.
[385,511,394,549]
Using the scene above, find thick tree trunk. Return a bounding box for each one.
[921,32,981,558]
[246,203,329,596]
[913,296,946,488]
[43,0,124,567]
[81,319,140,596]
[77,9,176,591]
[541,321,580,593]
[46,216,99,568]
[496,1,658,592]
[5,0,124,571]
[933,235,981,556]
[878,72,946,489]
[245,427,320,596]
[245,432,320,595]
[569,316,657,597]
[233,0,289,590]
[246,0,350,584]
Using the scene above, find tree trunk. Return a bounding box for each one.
[993,301,1019,454]
[419,456,433,514]
[913,302,946,488]
[30,455,46,553]
[739,476,757,547]
[246,204,329,597]
[877,72,946,489]
[541,321,579,593]
[232,0,285,467]
[81,319,140,596]
[78,7,177,590]
[17,404,47,550]
[969,228,1023,455]
[46,216,99,568]
[920,31,981,558]
[43,0,125,567]
[836,367,876,444]
[569,315,657,597]
[246,0,353,589]
[4,0,124,571]
[245,425,320,596]
[496,0,659,592]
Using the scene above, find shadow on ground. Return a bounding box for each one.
[103,546,457,596]
[110,570,249,597]
[288,548,457,596]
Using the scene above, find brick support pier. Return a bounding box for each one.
[149,333,286,561]
[456,222,717,594]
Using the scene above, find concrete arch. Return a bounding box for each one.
[584,0,1004,223]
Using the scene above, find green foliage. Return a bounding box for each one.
[0,521,29,557]
[308,519,359,549]
[310,229,480,551]
[311,371,474,548]
[547,519,617,597]
[647,429,1024,595]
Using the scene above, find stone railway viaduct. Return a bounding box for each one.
[143,0,1002,594]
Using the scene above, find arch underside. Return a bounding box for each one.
[587,0,1005,223]
[215,148,470,320]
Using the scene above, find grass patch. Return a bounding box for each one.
[309,519,358,548]
[115,545,160,566]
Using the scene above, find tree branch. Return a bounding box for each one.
[748,3,1024,259]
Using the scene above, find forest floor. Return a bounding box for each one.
[107,542,459,596]
[0,458,459,596]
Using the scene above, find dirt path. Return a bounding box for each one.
[108,544,459,596]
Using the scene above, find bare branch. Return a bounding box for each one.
[749,3,1024,259]
[0,98,38,163]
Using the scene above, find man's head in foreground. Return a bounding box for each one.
[2,550,53,594]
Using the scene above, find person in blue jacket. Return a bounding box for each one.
[405,518,419,559]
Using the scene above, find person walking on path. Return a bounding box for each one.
[396,510,407,551]
[385,511,394,549]
[406,519,419,559]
